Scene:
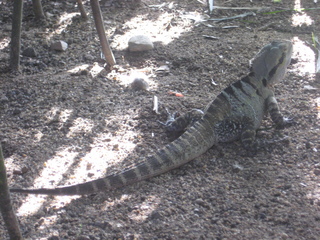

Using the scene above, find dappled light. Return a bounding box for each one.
[112,12,194,50]
[127,195,161,223]
[58,109,74,124]
[66,117,94,138]
[292,37,316,74]
[0,36,10,50]
[291,0,314,26]
[70,129,138,182]
[1,0,320,239]
[317,97,320,119]
[16,147,79,216]
[54,12,80,36]
[67,64,90,74]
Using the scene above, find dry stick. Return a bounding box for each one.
[32,0,45,20]
[90,0,116,67]
[313,36,320,74]
[10,0,23,72]
[0,144,23,239]
[77,0,88,20]
[313,37,320,81]
[212,6,265,10]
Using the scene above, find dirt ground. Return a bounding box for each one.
[0,0,320,239]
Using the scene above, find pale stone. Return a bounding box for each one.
[50,40,68,51]
[128,35,154,52]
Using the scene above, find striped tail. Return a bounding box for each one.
[10,119,217,195]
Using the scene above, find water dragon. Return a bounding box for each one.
[10,40,293,195]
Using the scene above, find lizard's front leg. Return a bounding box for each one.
[266,95,293,128]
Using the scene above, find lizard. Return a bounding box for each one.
[10,40,293,196]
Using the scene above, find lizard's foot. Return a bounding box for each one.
[157,108,179,127]
[159,108,204,133]
[158,108,204,140]
[276,117,296,129]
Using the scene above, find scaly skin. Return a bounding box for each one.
[10,40,293,195]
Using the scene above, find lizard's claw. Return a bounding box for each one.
[276,117,296,129]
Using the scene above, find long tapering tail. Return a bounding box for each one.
[10,119,217,195]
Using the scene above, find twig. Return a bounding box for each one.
[90,0,116,67]
[0,144,23,239]
[153,96,159,114]
[208,12,256,22]
[212,6,266,10]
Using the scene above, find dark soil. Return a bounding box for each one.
[1,0,320,239]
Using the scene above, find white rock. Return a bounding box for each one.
[45,12,54,18]
[128,35,154,52]
[50,40,68,51]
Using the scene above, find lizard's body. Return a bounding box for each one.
[10,40,293,195]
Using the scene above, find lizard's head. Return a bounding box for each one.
[251,40,293,86]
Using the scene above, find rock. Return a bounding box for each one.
[150,211,162,220]
[131,78,148,91]
[128,35,153,52]
[83,53,94,61]
[50,40,68,51]
[76,236,91,240]
[12,109,21,115]
[22,47,37,57]
[130,72,149,90]
[0,90,8,103]
[3,24,11,32]
[156,65,170,75]
[314,169,320,176]
[13,166,28,175]
[45,12,54,19]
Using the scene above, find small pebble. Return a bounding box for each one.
[50,40,68,51]
[314,169,320,176]
[131,78,149,91]
[22,47,37,57]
